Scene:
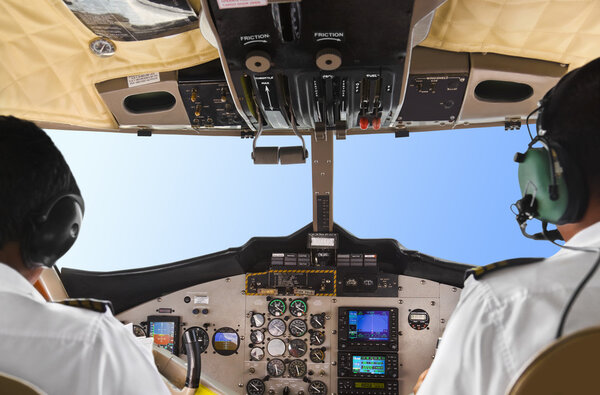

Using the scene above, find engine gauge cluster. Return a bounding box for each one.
[246,295,330,394]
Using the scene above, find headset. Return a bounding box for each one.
[21,193,84,269]
[513,68,600,338]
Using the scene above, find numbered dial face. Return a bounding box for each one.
[289,299,308,317]
[288,339,307,358]
[250,330,265,344]
[89,37,116,57]
[289,319,308,337]
[288,359,307,378]
[250,347,265,361]
[308,380,327,395]
[268,318,286,337]
[268,299,286,316]
[267,338,286,356]
[310,331,325,346]
[250,313,265,328]
[309,348,325,363]
[310,313,326,329]
[267,358,285,377]
[246,378,265,395]
[132,324,147,337]
[183,327,210,354]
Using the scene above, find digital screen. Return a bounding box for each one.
[355,382,386,389]
[213,332,239,351]
[352,356,386,375]
[410,314,427,320]
[348,310,390,341]
[149,321,176,353]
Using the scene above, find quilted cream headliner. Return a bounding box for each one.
[0,0,218,129]
[1,0,599,130]
[422,0,600,69]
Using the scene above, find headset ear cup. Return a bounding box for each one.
[22,196,83,268]
[548,141,588,224]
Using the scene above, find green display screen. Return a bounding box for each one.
[355,382,385,389]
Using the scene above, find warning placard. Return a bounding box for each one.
[127,73,161,88]
[217,0,268,9]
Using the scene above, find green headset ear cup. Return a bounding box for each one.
[518,143,587,225]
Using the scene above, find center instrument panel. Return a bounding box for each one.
[117,258,461,395]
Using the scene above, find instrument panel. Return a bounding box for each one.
[117,272,461,395]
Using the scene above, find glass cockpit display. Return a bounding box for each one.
[348,310,390,341]
[147,315,180,355]
[352,355,386,375]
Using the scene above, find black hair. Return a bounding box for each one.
[0,116,81,249]
[540,57,600,190]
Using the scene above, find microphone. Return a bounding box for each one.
[513,195,564,242]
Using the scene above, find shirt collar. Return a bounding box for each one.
[553,221,600,258]
[0,263,46,302]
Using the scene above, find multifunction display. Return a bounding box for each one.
[147,315,180,355]
[352,355,386,375]
[339,353,398,379]
[338,307,398,352]
[348,310,390,341]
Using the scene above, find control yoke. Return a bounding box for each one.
[182,327,204,389]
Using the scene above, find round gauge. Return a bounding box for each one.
[246,378,266,395]
[182,327,210,354]
[309,331,325,346]
[132,324,147,337]
[250,330,265,344]
[289,319,308,337]
[288,339,307,358]
[289,299,308,317]
[408,308,430,330]
[289,359,307,378]
[309,348,325,363]
[267,338,286,356]
[308,380,327,395]
[268,298,286,316]
[268,318,286,337]
[310,313,326,329]
[212,327,240,356]
[266,358,285,377]
[250,313,265,328]
[250,347,265,361]
[89,37,116,57]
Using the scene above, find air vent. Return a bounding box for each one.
[474,80,533,103]
[123,91,176,114]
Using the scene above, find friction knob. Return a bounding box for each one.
[245,51,271,73]
[316,48,342,71]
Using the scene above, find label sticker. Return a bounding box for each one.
[217,0,268,9]
[127,73,161,88]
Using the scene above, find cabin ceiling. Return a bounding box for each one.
[0,0,599,132]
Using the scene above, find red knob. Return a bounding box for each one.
[359,117,370,130]
[372,117,382,130]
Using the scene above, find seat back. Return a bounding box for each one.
[0,372,46,395]
[507,326,600,395]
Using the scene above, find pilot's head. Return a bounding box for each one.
[537,57,600,195]
[0,116,83,281]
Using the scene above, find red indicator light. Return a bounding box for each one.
[372,117,382,130]
[359,117,369,130]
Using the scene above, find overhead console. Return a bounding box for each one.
[201,0,416,135]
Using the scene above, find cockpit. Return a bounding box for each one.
[3,0,600,394]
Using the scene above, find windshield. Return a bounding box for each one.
[47,126,558,272]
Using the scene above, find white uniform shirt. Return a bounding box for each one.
[418,221,600,395]
[0,263,170,395]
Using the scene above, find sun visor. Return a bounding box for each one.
[0,0,218,129]
[422,0,600,70]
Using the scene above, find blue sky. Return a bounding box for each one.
[47,126,558,272]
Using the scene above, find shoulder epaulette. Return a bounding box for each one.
[54,298,114,314]
[465,257,544,281]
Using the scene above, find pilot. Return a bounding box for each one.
[414,57,600,395]
[0,116,170,395]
